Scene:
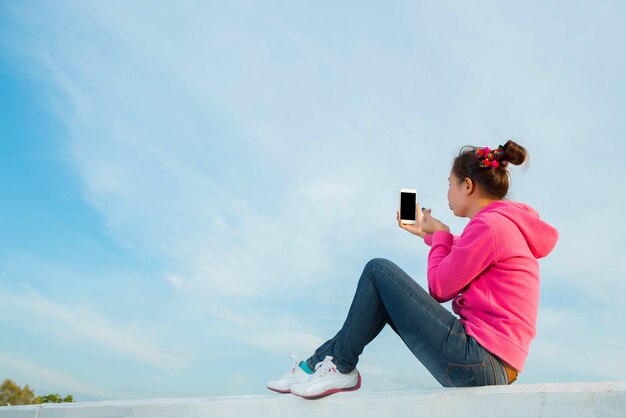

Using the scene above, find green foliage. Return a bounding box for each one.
[1,379,36,406]
[34,393,74,404]
[1,379,74,406]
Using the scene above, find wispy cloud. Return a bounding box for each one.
[529,306,626,382]
[0,290,186,370]
[3,0,433,309]
[0,353,109,398]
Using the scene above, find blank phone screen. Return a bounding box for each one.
[400,191,416,220]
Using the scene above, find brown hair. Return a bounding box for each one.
[451,140,529,199]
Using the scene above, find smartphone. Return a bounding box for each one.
[400,188,417,224]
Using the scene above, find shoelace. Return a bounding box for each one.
[312,355,338,379]
[288,352,300,374]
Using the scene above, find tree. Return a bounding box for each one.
[1,379,36,406]
[1,379,75,406]
[35,393,74,404]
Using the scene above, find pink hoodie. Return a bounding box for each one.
[423,200,558,372]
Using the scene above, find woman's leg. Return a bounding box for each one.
[305,258,509,387]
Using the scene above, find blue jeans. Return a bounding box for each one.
[306,258,511,387]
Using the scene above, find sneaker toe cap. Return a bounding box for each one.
[267,380,288,391]
[288,382,308,396]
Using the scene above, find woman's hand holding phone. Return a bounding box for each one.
[396,203,427,238]
[396,203,450,238]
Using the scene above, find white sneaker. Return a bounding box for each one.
[266,353,313,394]
[289,355,361,399]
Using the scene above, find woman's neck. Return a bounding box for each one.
[467,198,500,219]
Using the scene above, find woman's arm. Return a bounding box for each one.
[427,219,496,302]
[423,233,460,247]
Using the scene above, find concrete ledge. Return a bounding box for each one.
[1,381,625,418]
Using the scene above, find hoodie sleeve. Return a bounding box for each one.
[424,233,460,247]
[427,219,496,302]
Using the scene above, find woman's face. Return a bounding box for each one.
[447,171,469,217]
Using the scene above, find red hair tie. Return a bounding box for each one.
[473,145,505,168]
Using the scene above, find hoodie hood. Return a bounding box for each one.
[477,200,559,259]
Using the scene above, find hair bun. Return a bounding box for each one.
[501,140,529,166]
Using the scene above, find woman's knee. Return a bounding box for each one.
[364,258,402,278]
[363,258,415,288]
[365,257,393,272]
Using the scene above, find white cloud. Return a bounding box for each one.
[527,306,626,382]
[4,1,441,309]
[0,290,186,370]
[0,353,108,398]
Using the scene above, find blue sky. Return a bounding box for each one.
[1,1,625,401]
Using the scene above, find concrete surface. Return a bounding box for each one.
[1,381,625,418]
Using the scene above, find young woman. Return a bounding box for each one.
[267,140,559,399]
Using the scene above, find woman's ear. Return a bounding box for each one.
[464,177,475,194]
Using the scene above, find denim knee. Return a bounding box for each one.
[365,257,392,272]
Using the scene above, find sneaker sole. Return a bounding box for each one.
[266,386,292,394]
[293,372,361,400]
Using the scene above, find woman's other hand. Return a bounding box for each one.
[397,202,427,238]
[420,207,450,235]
